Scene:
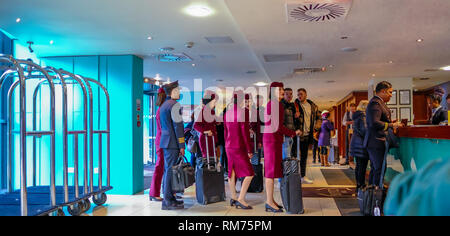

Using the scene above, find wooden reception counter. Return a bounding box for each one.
[388,125,450,179]
[397,125,450,140]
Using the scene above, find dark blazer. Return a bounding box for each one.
[364,96,392,149]
[350,111,369,159]
[431,107,448,125]
[159,97,185,149]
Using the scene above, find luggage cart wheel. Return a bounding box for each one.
[93,193,107,206]
[68,202,83,216]
[82,199,91,212]
[57,209,65,216]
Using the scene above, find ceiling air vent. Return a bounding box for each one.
[293,67,326,75]
[205,36,234,44]
[286,0,352,23]
[157,53,193,62]
[263,54,302,63]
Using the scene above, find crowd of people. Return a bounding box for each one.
[146,79,445,213]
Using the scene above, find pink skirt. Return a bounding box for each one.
[226,148,255,179]
[263,141,283,179]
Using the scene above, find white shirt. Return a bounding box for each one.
[301,101,312,136]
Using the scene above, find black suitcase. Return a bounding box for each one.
[358,142,389,216]
[195,136,226,205]
[280,173,304,214]
[247,164,264,193]
[280,137,304,214]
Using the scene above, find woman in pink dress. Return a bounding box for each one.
[149,87,167,201]
[224,92,255,209]
[194,91,220,160]
[263,82,301,212]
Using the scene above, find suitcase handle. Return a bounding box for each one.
[212,136,221,172]
[254,133,257,154]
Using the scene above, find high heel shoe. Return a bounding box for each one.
[265,203,283,213]
[149,196,163,202]
[230,199,237,207]
[275,203,284,209]
[235,201,253,210]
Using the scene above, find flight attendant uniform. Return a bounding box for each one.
[194,105,218,158]
[224,104,254,178]
[263,99,297,179]
[149,107,164,198]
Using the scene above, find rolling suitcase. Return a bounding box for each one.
[240,135,264,193]
[280,137,304,214]
[195,136,226,205]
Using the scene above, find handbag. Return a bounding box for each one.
[386,128,399,149]
[172,156,195,193]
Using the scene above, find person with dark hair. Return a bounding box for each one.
[312,110,322,164]
[446,94,450,108]
[224,91,255,209]
[264,82,302,213]
[342,103,357,165]
[149,87,167,202]
[429,94,448,125]
[159,81,185,210]
[281,88,296,160]
[318,110,334,167]
[364,81,403,186]
[294,88,320,184]
[194,90,220,161]
[184,112,202,169]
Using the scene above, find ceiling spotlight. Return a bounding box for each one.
[329,65,334,68]
[16,18,21,23]
[185,5,214,17]
[388,61,394,64]
[440,66,450,71]
[254,82,268,87]
[147,36,153,40]
[192,64,196,67]
[50,40,54,45]
[417,39,423,43]
[372,74,376,77]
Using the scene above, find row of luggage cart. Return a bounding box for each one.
[0,54,112,216]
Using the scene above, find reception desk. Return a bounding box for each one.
[389,126,450,176]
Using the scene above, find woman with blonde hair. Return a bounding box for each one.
[350,100,370,190]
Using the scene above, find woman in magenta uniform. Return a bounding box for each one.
[263,82,301,213]
[194,91,219,160]
[224,92,255,209]
[149,87,167,201]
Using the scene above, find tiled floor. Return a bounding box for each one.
[81,159,355,216]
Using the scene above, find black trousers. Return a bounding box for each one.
[163,148,179,203]
[312,139,319,162]
[367,146,386,186]
[355,157,370,188]
[291,136,298,158]
[299,137,311,178]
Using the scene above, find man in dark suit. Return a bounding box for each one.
[429,94,448,125]
[364,81,403,186]
[159,81,185,210]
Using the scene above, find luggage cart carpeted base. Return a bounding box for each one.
[0,186,112,216]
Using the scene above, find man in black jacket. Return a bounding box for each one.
[364,81,403,186]
[429,94,448,125]
[294,88,320,184]
[281,88,297,159]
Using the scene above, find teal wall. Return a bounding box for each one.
[33,55,144,195]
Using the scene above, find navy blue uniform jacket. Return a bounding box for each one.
[364,96,392,149]
[159,97,185,149]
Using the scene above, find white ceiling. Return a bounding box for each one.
[1,0,449,108]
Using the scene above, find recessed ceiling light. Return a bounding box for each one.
[16,18,21,23]
[50,40,54,45]
[417,39,423,43]
[440,66,450,71]
[254,82,268,87]
[185,5,214,17]
[147,36,153,40]
[388,61,394,64]
[372,74,376,77]
[192,64,196,67]
[329,65,334,68]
